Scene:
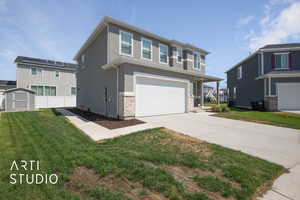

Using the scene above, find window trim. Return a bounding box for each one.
[193,53,201,70]
[233,87,237,99]
[140,37,152,61]
[159,43,169,64]
[119,29,133,57]
[237,66,242,79]
[31,67,42,75]
[274,52,289,70]
[55,70,60,79]
[176,47,183,64]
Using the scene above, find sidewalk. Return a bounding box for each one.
[56,109,160,141]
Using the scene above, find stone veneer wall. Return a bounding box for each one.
[118,95,135,119]
[189,96,194,111]
[264,96,278,111]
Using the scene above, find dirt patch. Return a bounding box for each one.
[67,108,145,129]
[65,166,169,200]
[162,129,212,157]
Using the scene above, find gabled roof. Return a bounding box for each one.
[74,16,210,60]
[4,87,35,94]
[15,56,78,70]
[226,43,300,73]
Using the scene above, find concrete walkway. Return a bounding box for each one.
[56,109,160,141]
[140,112,300,200]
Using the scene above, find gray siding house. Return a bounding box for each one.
[74,16,222,119]
[226,43,300,111]
[15,56,77,96]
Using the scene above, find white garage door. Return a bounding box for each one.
[135,76,187,117]
[278,83,300,110]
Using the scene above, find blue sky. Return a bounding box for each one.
[1,0,300,87]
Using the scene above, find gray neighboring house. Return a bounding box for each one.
[226,43,300,111]
[15,56,78,96]
[74,16,222,119]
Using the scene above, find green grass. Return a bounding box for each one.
[214,108,300,130]
[0,109,284,200]
[203,102,227,107]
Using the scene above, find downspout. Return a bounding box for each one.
[116,67,119,119]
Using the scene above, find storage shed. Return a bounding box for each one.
[4,88,35,111]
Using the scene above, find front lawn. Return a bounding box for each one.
[214,108,300,130]
[0,109,284,200]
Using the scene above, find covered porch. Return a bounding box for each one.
[191,75,223,111]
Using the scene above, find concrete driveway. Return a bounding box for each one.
[140,112,300,200]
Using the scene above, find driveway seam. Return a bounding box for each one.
[271,189,295,200]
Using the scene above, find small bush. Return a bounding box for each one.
[211,104,230,112]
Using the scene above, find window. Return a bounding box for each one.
[159,43,168,64]
[141,37,152,60]
[120,30,133,56]
[193,53,201,69]
[274,53,289,69]
[81,54,85,63]
[55,71,60,78]
[237,66,242,79]
[31,67,41,75]
[200,55,205,67]
[71,87,76,96]
[31,85,56,96]
[233,87,237,99]
[177,47,183,63]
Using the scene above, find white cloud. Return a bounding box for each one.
[238,15,255,26]
[246,0,300,51]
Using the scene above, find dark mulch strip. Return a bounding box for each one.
[67,108,145,130]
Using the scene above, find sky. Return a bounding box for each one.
[1,0,300,88]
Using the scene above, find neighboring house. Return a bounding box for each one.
[74,16,222,119]
[0,80,16,90]
[226,43,300,111]
[15,56,78,108]
[0,80,16,110]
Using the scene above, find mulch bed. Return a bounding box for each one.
[67,108,145,130]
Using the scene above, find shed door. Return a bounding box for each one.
[278,83,300,110]
[13,92,28,111]
[135,76,187,117]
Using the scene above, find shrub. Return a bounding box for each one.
[211,104,230,112]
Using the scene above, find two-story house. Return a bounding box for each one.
[226,43,300,111]
[74,16,222,119]
[15,56,78,108]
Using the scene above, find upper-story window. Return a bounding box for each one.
[200,55,205,67]
[274,53,289,69]
[193,53,201,69]
[159,43,168,64]
[31,67,41,75]
[71,87,77,96]
[81,54,85,63]
[237,66,242,79]
[120,30,133,56]
[177,47,183,63]
[55,71,60,78]
[141,37,152,60]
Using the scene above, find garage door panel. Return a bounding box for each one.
[278,83,300,110]
[135,76,187,117]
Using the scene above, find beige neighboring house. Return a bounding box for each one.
[74,16,222,119]
[15,56,78,108]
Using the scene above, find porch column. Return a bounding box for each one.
[216,81,220,105]
[201,80,204,108]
